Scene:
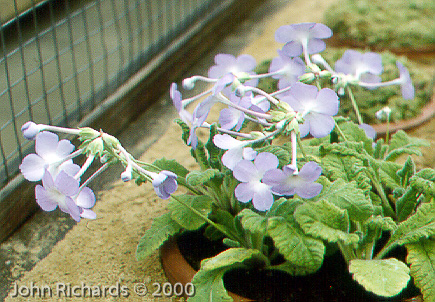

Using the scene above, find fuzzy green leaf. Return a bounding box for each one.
[385,130,429,161]
[396,187,419,222]
[320,152,372,195]
[266,197,304,223]
[315,179,374,222]
[153,157,190,178]
[136,213,182,261]
[267,217,325,275]
[206,124,222,169]
[389,201,435,246]
[378,161,402,190]
[186,169,223,186]
[397,156,415,187]
[238,209,267,234]
[190,248,267,302]
[338,120,374,154]
[409,168,435,198]
[174,118,191,145]
[406,238,435,302]
[349,258,410,297]
[168,195,213,230]
[295,200,359,244]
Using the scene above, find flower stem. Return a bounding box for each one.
[347,86,363,125]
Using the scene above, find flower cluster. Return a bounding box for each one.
[20,122,177,221]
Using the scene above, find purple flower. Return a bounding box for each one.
[152,171,178,199]
[170,83,192,123]
[359,123,377,140]
[396,61,415,100]
[263,161,322,198]
[213,134,257,170]
[19,131,80,181]
[233,152,278,211]
[269,50,305,89]
[280,82,339,138]
[21,121,44,140]
[275,23,332,57]
[208,54,259,89]
[208,54,257,79]
[35,170,96,222]
[187,96,216,149]
[334,50,383,83]
[218,94,254,131]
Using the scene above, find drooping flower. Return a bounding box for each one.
[396,61,415,100]
[262,161,322,198]
[35,170,96,222]
[233,152,278,211]
[334,49,383,83]
[19,131,80,181]
[187,96,217,149]
[275,23,332,57]
[152,170,178,200]
[170,83,192,123]
[280,82,339,138]
[269,50,305,89]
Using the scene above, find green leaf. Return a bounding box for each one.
[320,152,372,195]
[174,118,191,145]
[266,197,304,223]
[295,200,359,244]
[267,217,325,275]
[396,186,419,222]
[238,209,267,234]
[409,168,435,198]
[349,258,410,297]
[406,238,435,302]
[136,213,182,260]
[186,169,223,186]
[190,248,267,302]
[206,124,222,169]
[153,157,190,178]
[385,130,429,161]
[397,156,415,187]
[315,179,374,222]
[378,161,402,190]
[168,195,213,230]
[389,201,435,246]
[338,120,374,154]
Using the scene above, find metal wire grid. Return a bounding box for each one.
[0,0,217,189]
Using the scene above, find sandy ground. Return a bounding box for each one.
[1,0,434,301]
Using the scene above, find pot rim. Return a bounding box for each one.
[159,236,253,301]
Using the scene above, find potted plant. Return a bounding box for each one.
[19,22,435,301]
[322,0,435,54]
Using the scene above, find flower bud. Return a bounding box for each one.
[121,165,132,182]
[299,73,316,84]
[182,77,195,90]
[21,121,43,140]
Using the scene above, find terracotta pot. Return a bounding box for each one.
[372,85,435,135]
[160,237,252,301]
[160,236,423,301]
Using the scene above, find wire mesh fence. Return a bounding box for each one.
[0,0,219,191]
